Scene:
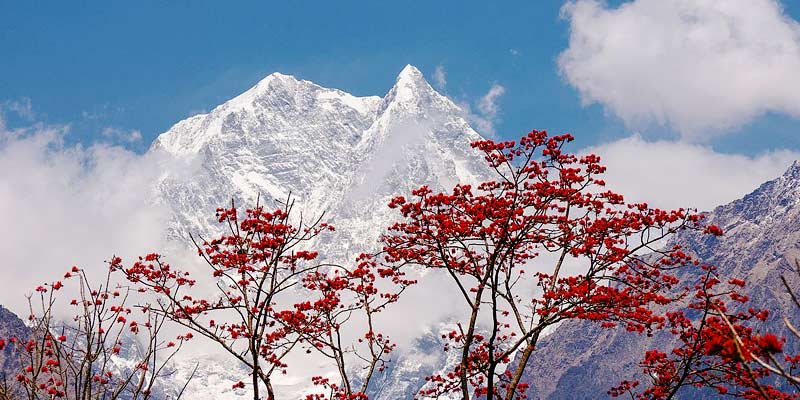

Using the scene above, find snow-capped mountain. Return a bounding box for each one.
[146,65,492,398]
[151,65,490,261]
[518,162,800,399]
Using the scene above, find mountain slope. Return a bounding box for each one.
[150,71,381,240]
[0,306,31,392]
[147,65,492,399]
[519,162,800,399]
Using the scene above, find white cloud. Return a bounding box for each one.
[477,84,506,118]
[2,98,35,120]
[81,103,125,121]
[433,64,447,89]
[559,0,800,139]
[583,135,799,211]
[509,48,521,56]
[128,129,143,142]
[0,121,174,315]
[101,126,143,143]
[460,83,507,137]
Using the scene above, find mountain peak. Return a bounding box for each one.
[383,65,443,108]
[396,64,426,84]
[393,65,433,94]
[784,160,800,179]
[144,64,494,397]
[249,71,304,93]
[261,71,298,83]
[760,159,800,195]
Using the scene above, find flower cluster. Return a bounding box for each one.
[0,263,183,399]
[120,196,411,400]
[385,130,713,400]
[612,265,800,399]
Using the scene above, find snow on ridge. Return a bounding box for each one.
[150,65,491,244]
[141,65,495,399]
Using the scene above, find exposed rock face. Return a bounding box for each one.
[0,305,30,385]
[519,162,800,399]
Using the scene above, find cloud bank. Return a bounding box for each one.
[583,135,799,211]
[0,119,174,314]
[559,0,800,139]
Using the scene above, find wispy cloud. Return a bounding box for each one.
[477,84,505,119]
[101,126,143,143]
[461,83,507,137]
[1,98,35,121]
[0,110,179,315]
[433,64,447,90]
[81,103,126,121]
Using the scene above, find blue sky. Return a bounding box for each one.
[3,1,800,155]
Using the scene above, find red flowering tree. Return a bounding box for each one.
[301,252,415,400]
[613,263,800,399]
[0,263,185,399]
[382,130,719,400]
[121,196,412,400]
[10,127,798,400]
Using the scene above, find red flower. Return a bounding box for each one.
[756,333,784,354]
[704,224,724,236]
